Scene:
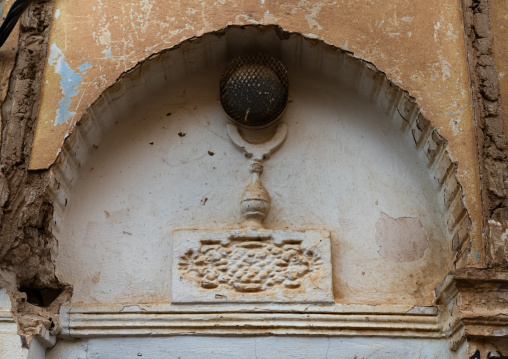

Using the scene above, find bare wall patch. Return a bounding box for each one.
[375,212,429,262]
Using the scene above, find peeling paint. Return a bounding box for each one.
[77,62,92,74]
[102,48,112,59]
[48,43,85,125]
[449,118,462,136]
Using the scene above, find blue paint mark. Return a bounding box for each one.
[475,251,480,261]
[102,48,112,59]
[48,43,84,125]
[77,62,92,75]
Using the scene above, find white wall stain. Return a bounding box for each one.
[304,2,323,30]
[261,10,280,23]
[97,22,112,47]
[449,117,462,136]
[434,21,441,41]
[102,48,112,59]
[135,0,154,33]
[439,55,451,81]
[55,8,61,19]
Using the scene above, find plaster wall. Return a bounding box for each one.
[0,290,28,359]
[53,34,452,306]
[46,336,459,359]
[31,0,484,265]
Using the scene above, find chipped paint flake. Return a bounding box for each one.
[77,62,92,74]
[449,118,462,135]
[102,48,112,59]
[439,57,451,81]
[304,3,323,30]
[48,43,84,125]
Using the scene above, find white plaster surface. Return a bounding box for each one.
[0,289,27,359]
[46,336,458,359]
[0,324,28,359]
[53,55,451,306]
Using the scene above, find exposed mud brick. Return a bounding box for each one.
[485,157,508,201]
[473,12,491,38]
[487,220,508,267]
[483,99,499,117]
[0,0,72,347]
[462,0,508,269]
[473,38,491,54]
[478,54,495,67]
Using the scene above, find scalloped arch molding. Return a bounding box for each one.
[47,26,471,345]
[50,25,470,267]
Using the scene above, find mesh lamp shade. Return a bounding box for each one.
[220,54,289,129]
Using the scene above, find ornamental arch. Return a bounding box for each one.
[44,26,469,356]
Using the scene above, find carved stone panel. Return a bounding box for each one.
[172,228,333,304]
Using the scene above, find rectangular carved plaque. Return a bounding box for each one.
[172,228,333,304]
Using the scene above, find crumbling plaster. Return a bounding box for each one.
[29,0,484,265]
[490,0,508,135]
[0,0,19,138]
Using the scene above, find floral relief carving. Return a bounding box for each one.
[178,240,323,292]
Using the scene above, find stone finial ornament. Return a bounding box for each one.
[171,55,332,303]
[240,162,271,228]
[227,122,287,229]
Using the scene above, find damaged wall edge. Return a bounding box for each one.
[0,0,72,348]
[461,0,508,268]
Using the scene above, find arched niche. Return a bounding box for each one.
[47,26,468,335]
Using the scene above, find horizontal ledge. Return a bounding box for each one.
[64,303,439,315]
[60,304,442,339]
[65,328,445,339]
